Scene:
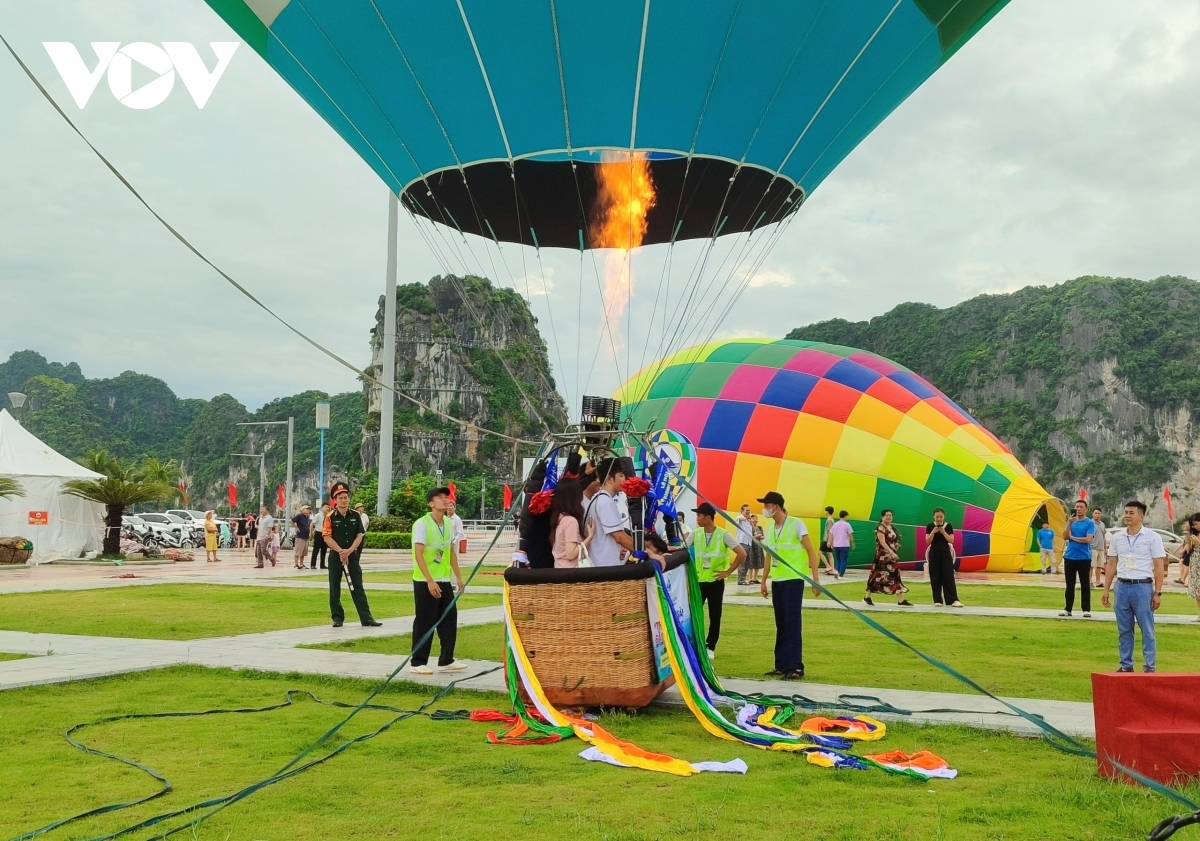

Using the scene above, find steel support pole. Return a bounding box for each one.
[318,428,326,504]
[377,191,398,516]
[285,416,294,518]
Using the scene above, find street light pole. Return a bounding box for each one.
[237,419,294,516]
[315,401,330,505]
[7,392,26,424]
[232,453,266,511]
[377,191,399,517]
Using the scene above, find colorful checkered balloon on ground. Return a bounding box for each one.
[618,339,1064,573]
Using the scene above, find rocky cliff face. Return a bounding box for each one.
[789,276,1200,518]
[364,275,566,480]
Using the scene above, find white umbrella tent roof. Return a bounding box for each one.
[0,409,104,562]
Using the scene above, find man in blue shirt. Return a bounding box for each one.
[1060,500,1095,617]
[1037,522,1057,574]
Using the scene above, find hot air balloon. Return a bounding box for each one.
[203,0,1009,248]
[617,339,1066,573]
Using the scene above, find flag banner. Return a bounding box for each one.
[277,484,285,509]
[227,484,236,507]
[503,484,513,510]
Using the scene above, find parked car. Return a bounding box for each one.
[121,515,152,541]
[1104,526,1185,556]
[138,513,198,544]
[167,509,222,526]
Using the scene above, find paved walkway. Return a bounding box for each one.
[5,553,1197,624]
[0,604,1094,738]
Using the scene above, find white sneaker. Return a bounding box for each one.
[1058,610,1070,617]
[1083,612,1092,618]
[408,665,433,675]
[707,648,716,660]
[438,661,468,672]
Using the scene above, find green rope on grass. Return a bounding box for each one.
[7,681,488,841]
[8,444,549,841]
[634,432,1200,817]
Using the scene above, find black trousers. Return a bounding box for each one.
[1064,559,1091,613]
[310,533,327,568]
[698,580,725,651]
[411,581,458,667]
[927,554,958,604]
[328,553,374,624]
[771,578,805,673]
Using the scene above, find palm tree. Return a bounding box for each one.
[0,477,24,500]
[62,452,173,556]
[139,457,184,507]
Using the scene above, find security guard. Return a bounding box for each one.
[409,486,466,675]
[758,491,820,680]
[323,482,382,628]
[686,502,746,659]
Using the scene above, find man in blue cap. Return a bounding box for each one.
[322,481,382,628]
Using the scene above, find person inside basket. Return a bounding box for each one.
[410,486,467,675]
[585,458,635,567]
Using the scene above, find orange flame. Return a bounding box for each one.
[590,152,656,344]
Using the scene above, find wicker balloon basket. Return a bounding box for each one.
[504,562,672,708]
[0,538,33,565]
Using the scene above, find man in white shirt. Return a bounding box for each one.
[735,503,754,585]
[254,505,275,568]
[585,458,634,567]
[354,503,370,532]
[1102,499,1166,673]
[448,500,465,554]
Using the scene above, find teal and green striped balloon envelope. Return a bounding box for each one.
[203,0,1009,248]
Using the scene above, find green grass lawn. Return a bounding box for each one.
[813,581,1200,615]
[1,666,1191,841]
[0,585,499,640]
[0,652,28,662]
[310,605,1200,702]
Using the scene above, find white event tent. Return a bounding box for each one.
[0,409,103,563]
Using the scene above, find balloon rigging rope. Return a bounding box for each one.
[290,0,560,435]
[5,447,547,841]
[634,432,1200,820]
[0,30,540,449]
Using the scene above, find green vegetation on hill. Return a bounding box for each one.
[788,276,1198,508]
[1,351,365,510]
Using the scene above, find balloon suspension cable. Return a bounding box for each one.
[0,30,537,448]
[631,432,1200,830]
[8,442,550,841]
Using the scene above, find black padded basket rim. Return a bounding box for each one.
[504,550,689,586]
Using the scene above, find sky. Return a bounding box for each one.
[1,1,1199,412]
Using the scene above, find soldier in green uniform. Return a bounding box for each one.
[409,486,466,675]
[322,482,382,628]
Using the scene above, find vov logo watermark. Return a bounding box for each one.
[43,42,239,110]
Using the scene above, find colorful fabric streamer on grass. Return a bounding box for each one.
[500,584,746,776]
[494,571,955,781]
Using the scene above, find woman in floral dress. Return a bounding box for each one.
[864,509,912,606]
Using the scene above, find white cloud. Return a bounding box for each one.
[2,1,1199,412]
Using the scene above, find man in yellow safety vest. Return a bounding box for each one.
[758,491,820,680]
[409,486,467,675]
[686,502,747,660]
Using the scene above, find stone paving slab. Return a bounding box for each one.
[0,604,1097,738]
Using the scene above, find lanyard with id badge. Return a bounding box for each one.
[1118,531,1143,575]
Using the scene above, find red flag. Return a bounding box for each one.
[503,484,513,509]
[448,481,457,501]
[1079,488,1087,501]
[178,481,187,506]
[1164,486,1174,521]
[227,483,237,508]
[277,484,285,509]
